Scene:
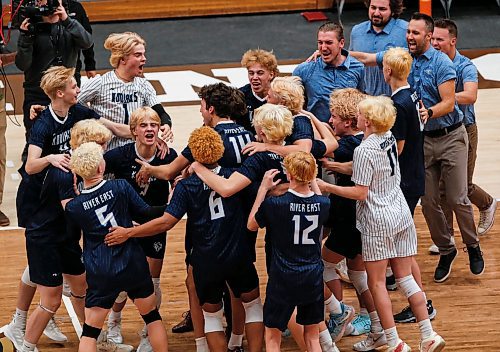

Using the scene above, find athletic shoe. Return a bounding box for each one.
[43,317,68,342]
[419,332,445,352]
[387,339,411,352]
[227,347,244,352]
[327,302,355,342]
[386,274,397,291]
[137,335,153,352]
[349,314,371,336]
[171,310,193,333]
[97,333,134,352]
[4,314,25,351]
[466,245,485,275]
[281,328,291,338]
[344,322,355,336]
[428,244,439,255]
[335,259,351,284]
[394,300,437,323]
[434,248,457,283]
[107,317,123,344]
[478,198,497,235]
[353,331,387,351]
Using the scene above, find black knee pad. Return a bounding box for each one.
[82,323,101,340]
[141,308,162,325]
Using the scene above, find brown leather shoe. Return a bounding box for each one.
[171,311,193,333]
[0,52,17,67]
[0,210,10,226]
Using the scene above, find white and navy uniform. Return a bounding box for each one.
[78,71,160,150]
[65,179,163,309]
[255,190,330,331]
[166,167,259,305]
[104,144,177,259]
[237,84,266,134]
[351,132,416,262]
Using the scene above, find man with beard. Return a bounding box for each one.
[349,0,407,96]
[293,22,364,123]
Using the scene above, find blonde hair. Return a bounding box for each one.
[70,142,104,179]
[130,107,161,139]
[329,88,366,129]
[188,126,224,165]
[383,47,413,81]
[104,32,145,68]
[70,120,112,150]
[283,151,317,183]
[241,49,279,76]
[270,76,305,115]
[358,96,396,133]
[40,66,76,100]
[252,103,293,143]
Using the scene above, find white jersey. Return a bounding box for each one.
[351,131,414,237]
[78,70,160,150]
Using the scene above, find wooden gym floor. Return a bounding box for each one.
[0,86,498,351]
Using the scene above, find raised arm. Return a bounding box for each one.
[191,162,251,197]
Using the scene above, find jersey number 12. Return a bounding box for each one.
[292,215,318,245]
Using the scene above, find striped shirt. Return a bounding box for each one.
[78,70,160,150]
[352,132,413,237]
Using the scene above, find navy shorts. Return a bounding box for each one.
[85,274,154,309]
[138,232,166,259]
[264,295,324,331]
[311,139,327,159]
[26,238,84,287]
[193,260,259,305]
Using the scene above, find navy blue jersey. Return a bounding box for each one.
[237,84,266,134]
[255,190,330,304]
[25,167,77,243]
[182,122,254,168]
[65,180,151,284]
[333,133,363,187]
[104,143,178,206]
[285,115,314,146]
[166,167,251,268]
[391,88,425,197]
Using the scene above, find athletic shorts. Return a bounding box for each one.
[192,260,259,305]
[85,274,154,309]
[404,195,421,217]
[26,238,84,287]
[247,230,258,262]
[137,232,166,259]
[361,225,417,262]
[264,295,324,331]
[324,227,362,260]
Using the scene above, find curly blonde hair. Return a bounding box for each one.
[252,103,293,143]
[283,151,317,183]
[270,76,305,115]
[329,88,366,129]
[70,142,104,179]
[40,66,76,100]
[70,120,112,150]
[188,126,224,165]
[358,96,396,133]
[104,32,145,68]
[241,49,279,76]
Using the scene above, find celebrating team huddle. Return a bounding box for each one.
[5,1,497,351]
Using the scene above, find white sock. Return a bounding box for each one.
[109,310,121,322]
[152,277,161,309]
[14,308,28,325]
[418,319,434,339]
[325,294,342,315]
[422,291,428,302]
[228,333,243,349]
[386,266,393,277]
[368,310,382,333]
[384,326,399,347]
[21,340,36,352]
[359,307,369,316]
[319,328,336,352]
[195,337,209,352]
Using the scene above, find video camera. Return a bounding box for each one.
[11,0,59,30]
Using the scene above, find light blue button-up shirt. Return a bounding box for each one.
[453,50,478,126]
[293,49,365,123]
[349,18,408,96]
[407,46,463,131]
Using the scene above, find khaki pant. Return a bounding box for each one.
[421,125,479,255]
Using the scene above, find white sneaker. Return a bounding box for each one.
[428,244,439,255]
[107,318,123,344]
[97,333,134,352]
[478,198,497,235]
[136,334,153,352]
[335,259,351,283]
[353,331,387,351]
[4,315,26,351]
[387,339,411,352]
[420,332,445,352]
[43,317,68,342]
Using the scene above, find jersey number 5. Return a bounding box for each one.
[96,205,118,227]
[292,215,318,245]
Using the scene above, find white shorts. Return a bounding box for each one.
[361,225,417,262]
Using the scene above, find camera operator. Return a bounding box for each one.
[15,0,93,160]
